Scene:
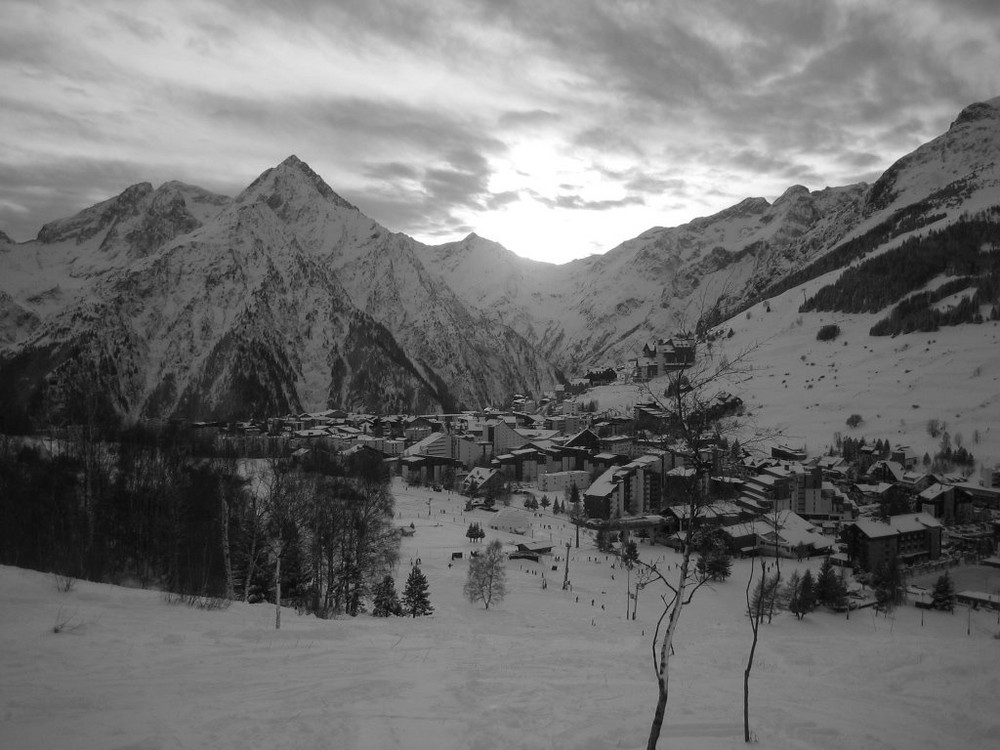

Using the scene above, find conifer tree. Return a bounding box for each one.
[932,570,955,611]
[785,570,807,619]
[402,566,433,617]
[816,556,837,607]
[799,569,817,614]
[371,574,401,617]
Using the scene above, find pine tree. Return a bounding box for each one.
[784,571,802,618]
[466,522,479,542]
[799,570,817,614]
[815,556,837,607]
[568,482,580,505]
[829,569,849,611]
[932,571,955,611]
[873,554,903,612]
[402,566,433,617]
[371,575,401,617]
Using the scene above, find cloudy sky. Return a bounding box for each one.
[2,0,999,263]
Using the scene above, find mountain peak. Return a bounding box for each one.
[239,156,357,212]
[773,184,810,205]
[949,97,1000,129]
[36,182,154,244]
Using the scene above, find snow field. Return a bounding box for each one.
[1,478,998,750]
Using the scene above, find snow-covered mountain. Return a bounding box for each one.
[422,98,1000,372]
[2,98,999,426]
[0,159,558,424]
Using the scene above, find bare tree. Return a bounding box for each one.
[743,554,769,742]
[464,539,507,609]
[635,333,774,749]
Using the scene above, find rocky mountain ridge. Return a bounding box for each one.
[2,98,999,426]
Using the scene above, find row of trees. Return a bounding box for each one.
[0,431,401,621]
[371,566,433,617]
[749,557,850,621]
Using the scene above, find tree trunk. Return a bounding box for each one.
[647,545,690,749]
[647,677,668,750]
[744,559,764,742]
[563,543,570,590]
[220,494,235,600]
[274,549,281,630]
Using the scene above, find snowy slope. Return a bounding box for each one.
[2,480,997,750]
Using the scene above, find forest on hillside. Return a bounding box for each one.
[0,427,399,617]
[799,211,1000,334]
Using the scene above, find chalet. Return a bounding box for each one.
[640,336,697,373]
[840,513,942,572]
[917,483,972,525]
[461,467,503,497]
[890,445,920,470]
[563,428,601,452]
[868,460,905,484]
[721,511,835,559]
[663,500,747,531]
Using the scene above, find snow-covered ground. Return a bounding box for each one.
[2,479,998,750]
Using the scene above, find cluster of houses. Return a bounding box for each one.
[216,397,1000,576]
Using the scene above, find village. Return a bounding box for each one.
[194,334,1000,613]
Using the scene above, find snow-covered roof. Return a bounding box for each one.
[850,513,942,539]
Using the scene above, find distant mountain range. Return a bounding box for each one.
[2,97,999,427]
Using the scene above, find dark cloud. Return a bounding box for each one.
[531,192,645,211]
